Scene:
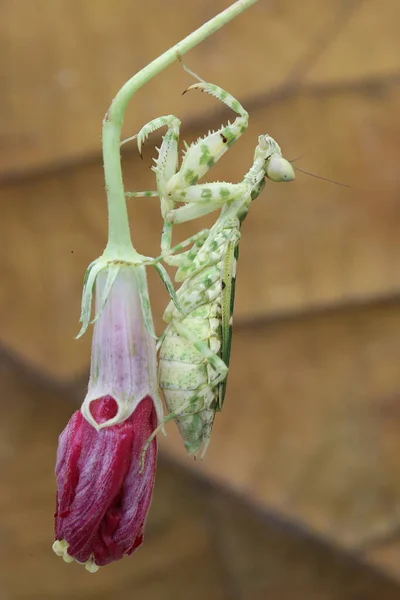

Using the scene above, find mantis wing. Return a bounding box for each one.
[218,235,239,409]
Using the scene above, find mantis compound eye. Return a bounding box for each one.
[266,155,295,182]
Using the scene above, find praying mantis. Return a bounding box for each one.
[127,67,295,458]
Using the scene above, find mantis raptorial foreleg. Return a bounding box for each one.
[125,79,249,254]
[165,182,242,224]
[124,114,181,245]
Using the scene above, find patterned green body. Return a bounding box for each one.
[159,215,242,455]
[128,76,294,458]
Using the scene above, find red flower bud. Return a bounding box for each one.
[54,395,157,572]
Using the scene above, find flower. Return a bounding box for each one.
[53,266,163,571]
[53,395,157,571]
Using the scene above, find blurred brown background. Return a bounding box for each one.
[1,0,400,597]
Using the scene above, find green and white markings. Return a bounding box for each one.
[133,79,295,459]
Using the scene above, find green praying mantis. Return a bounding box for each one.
[125,64,295,460]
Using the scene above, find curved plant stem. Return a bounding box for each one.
[102,0,259,259]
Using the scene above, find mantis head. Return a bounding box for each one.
[255,134,295,183]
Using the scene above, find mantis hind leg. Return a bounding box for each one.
[125,191,158,198]
[140,393,208,470]
[141,320,229,465]
[173,320,228,387]
[162,228,209,268]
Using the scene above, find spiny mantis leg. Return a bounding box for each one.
[123,187,210,262]
[138,229,206,317]
[123,193,210,262]
[161,81,248,235]
[173,320,228,385]
[127,82,249,254]
[161,228,209,268]
[166,182,242,224]
[169,81,249,195]
[125,191,159,198]
[135,116,180,193]
[147,228,210,267]
[135,114,181,215]
[139,394,205,472]
[135,115,181,170]
[128,114,181,254]
[139,228,210,323]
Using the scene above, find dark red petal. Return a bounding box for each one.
[54,410,84,529]
[54,395,157,566]
[101,396,157,563]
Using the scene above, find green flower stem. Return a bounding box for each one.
[102,0,259,259]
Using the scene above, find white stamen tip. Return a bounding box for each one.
[85,558,100,573]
